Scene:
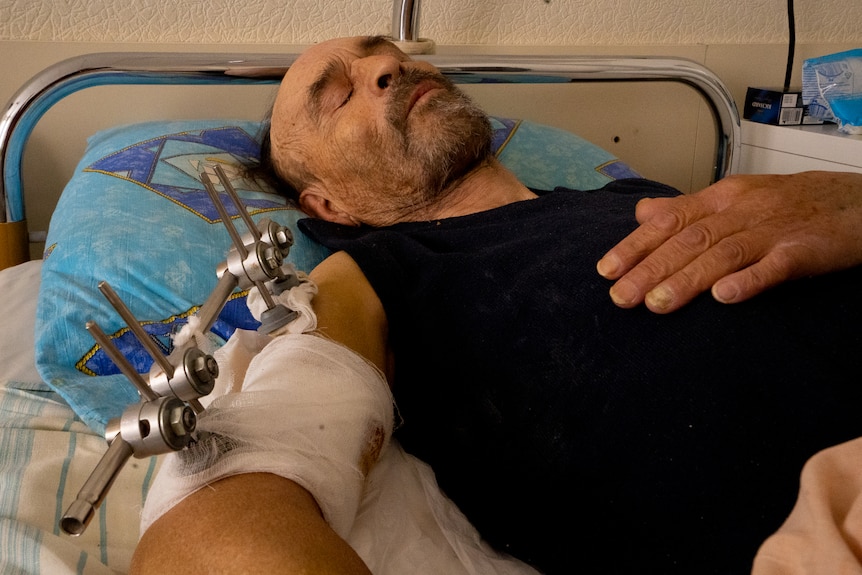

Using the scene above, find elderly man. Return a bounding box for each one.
[132,36,862,574]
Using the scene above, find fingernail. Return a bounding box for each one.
[597,255,620,278]
[609,279,638,306]
[645,285,674,311]
[712,281,739,303]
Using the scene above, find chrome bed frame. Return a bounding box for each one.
[0,47,740,269]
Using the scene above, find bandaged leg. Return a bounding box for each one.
[140,333,394,538]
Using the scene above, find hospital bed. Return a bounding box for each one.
[0,47,740,574]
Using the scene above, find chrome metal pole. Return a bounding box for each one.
[392,0,421,42]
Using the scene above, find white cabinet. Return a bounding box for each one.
[739,120,862,175]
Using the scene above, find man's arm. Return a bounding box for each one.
[597,171,862,313]
[130,251,388,574]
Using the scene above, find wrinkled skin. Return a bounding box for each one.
[597,171,862,313]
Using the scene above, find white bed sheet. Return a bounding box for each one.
[2,260,41,385]
[1,260,153,574]
[0,260,540,575]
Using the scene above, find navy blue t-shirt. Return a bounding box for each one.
[301,179,862,574]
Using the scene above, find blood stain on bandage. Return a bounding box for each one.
[360,422,387,476]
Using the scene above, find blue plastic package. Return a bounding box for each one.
[803,49,862,134]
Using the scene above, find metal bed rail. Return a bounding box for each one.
[0,50,740,267]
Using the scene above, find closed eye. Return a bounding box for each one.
[340,88,354,108]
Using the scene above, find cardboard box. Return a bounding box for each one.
[743,88,821,126]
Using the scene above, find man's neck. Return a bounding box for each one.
[415,158,538,221]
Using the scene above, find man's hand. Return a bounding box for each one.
[597,171,862,313]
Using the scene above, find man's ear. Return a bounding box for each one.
[298,188,361,226]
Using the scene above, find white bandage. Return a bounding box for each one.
[247,266,319,335]
[140,333,394,538]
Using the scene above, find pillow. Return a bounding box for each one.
[489,117,641,189]
[35,117,639,433]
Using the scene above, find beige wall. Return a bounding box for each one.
[3,0,862,46]
[2,0,862,257]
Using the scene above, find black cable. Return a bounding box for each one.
[784,0,796,91]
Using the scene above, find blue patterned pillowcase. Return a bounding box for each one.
[35,118,638,432]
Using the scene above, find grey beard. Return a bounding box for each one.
[386,69,493,198]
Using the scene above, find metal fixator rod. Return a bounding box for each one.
[60,435,134,536]
[201,165,279,311]
[214,163,260,241]
[210,164,278,309]
[98,281,175,379]
[196,271,241,334]
[201,169,248,259]
[86,320,158,402]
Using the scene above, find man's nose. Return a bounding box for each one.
[352,55,402,97]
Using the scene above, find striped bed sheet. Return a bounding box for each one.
[0,260,157,575]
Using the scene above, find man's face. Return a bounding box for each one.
[270,36,492,226]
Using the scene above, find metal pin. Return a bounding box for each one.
[254,278,277,310]
[201,170,248,258]
[97,281,174,380]
[214,163,260,241]
[86,321,158,402]
[202,165,278,311]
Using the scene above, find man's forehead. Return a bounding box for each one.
[291,36,405,82]
[275,36,407,122]
[271,37,404,143]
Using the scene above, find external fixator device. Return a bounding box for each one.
[60,164,303,536]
